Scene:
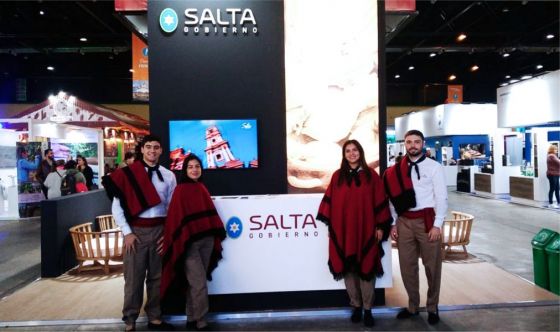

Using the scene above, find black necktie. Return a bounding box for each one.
[407,155,426,180]
[142,161,164,182]
[348,168,361,187]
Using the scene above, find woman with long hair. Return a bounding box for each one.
[161,154,226,331]
[76,154,94,190]
[317,140,392,327]
[546,144,560,208]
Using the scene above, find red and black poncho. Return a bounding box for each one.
[101,160,161,221]
[317,168,392,281]
[160,181,226,301]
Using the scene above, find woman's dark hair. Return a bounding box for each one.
[337,139,371,186]
[64,159,77,170]
[76,154,88,168]
[124,152,135,160]
[179,154,204,183]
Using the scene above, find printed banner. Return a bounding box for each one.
[115,0,147,12]
[16,142,45,217]
[132,34,149,101]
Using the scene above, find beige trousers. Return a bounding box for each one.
[397,216,442,313]
[122,225,163,324]
[344,273,376,310]
[185,236,214,329]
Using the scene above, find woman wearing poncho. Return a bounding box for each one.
[161,154,226,331]
[317,140,392,327]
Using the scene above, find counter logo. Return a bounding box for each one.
[160,8,178,33]
[226,216,243,239]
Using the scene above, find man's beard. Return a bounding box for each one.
[407,149,422,157]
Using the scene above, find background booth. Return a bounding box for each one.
[497,70,560,207]
[394,103,504,191]
[0,129,19,219]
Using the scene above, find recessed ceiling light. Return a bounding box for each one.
[395,74,400,79]
[129,69,135,73]
[502,53,510,58]
[47,66,54,71]
[536,65,543,70]
[39,10,45,15]
[408,66,414,70]
[500,83,508,87]
[470,65,479,72]
[448,74,456,81]
[546,34,555,39]
[429,53,436,58]
[509,79,519,84]
[505,75,511,79]
[80,37,87,42]
[457,34,467,42]
[502,8,509,13]
[521,75,532,80]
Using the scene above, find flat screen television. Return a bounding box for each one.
[169,119,258,170]
[459,143,486,159]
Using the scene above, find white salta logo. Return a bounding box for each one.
[182,8,258,35]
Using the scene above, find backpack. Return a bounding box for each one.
[60,173,77,196]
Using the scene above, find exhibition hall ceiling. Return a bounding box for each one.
[0,1,558,104]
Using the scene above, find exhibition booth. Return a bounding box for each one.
[0,117,103,218]
[394,103,517,194]
[496,70,560,207]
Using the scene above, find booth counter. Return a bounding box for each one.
[209,194,393,295]
[457,166,479,193]
[509,175,549,207]
[473,166,519,198]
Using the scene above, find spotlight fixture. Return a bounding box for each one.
[47,66,54,71]
[546,34,555,39]
[448,74,456,81]
[457,33,467,42]
[129,69,135,73]
[521,75,532,80]
[502,8,509,13]
[500,83,508,87]
[395,74,400,79]
[505,75,511,79]
[429,53,437,58]
[39,10,45,15]
[536,65,543,70]
[470,65,479,72]
[509,79,519,84]
[80,37,87,42]
[408,66,415,70]
[502,53,510,58]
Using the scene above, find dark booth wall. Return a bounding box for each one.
[148,0,287,196]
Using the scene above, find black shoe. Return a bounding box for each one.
[396,308,419,319]
[350,307,362,323]
[428,311,440,325]
[185,321,197,331]
[147,321,175,331]
[363,309,374,327]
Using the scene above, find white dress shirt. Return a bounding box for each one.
[112,165,177,235]
[390,156,448,228]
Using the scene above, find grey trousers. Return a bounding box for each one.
[122,225,163,324]
[344,273,376,310]
[397,216,442,313]
[185,236,214,329]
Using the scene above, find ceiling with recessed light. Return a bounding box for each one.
[0,1,558,106]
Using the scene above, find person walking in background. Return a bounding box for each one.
[36,148,55,198]
[161,154,226,331]
[102,135,176,332]
[43,160,66,199]
[384,129,448,325]
[76,154,94,190]
[63,160,88,194]
[546,144,560,208]
[317,140,392,328]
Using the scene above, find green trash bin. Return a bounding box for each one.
[545,233,560,295]
[531,228,557,289]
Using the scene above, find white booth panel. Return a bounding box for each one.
[209,194,393,295]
